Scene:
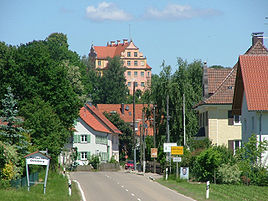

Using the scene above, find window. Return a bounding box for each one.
[147,72,150,77]
[100,152,108,161]
[81,152,88,160]
[205,111,208,126]
[127,52,131,57]
[134,82,138,87]
[141,72,144,77]
[127,61,131,66]
[98,60,101,66]
[134,71,138,77]
[141,61,144,66]
[234,115,241,125]
[81,135,87,143]
[141,82,145,87]
[134,52,138,57]
[96,135,108,145]
[127,71,131,76]
[134,61,138,66]
[228,111,241,125]
[128,82,131,87]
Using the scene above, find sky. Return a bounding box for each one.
[1,0,268,74]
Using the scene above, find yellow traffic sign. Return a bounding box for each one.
[171,146,183,155]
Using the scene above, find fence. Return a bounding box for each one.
[10,172,39,188]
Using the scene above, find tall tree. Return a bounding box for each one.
[0,87,29,155]
[99,56,128,104]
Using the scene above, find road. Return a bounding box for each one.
[70,171,195,201]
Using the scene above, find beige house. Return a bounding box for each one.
[89,39,152,94]
[194,33,268,151]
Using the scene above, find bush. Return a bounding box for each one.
[192,146,234,182]
[217,163,241,184]
[88,155,100,169]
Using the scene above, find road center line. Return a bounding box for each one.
[125,189,128,191]
[131,193,135,197]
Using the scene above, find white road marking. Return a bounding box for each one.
[121,185,124,188]
[131,193,135,196]
[137,198,142,201]
[73,180,87,201]
[125,189,128,192]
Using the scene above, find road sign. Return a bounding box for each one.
[171,146,183,155]
[173,157,182,162]
[151,148,158,158]
[163,143,177,152]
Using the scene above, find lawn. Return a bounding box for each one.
[0,171,81,201]
[157,178,268,201]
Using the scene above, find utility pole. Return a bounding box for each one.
[142,109,146,173]
[133,82,136,170]
[140,124,142,169]
[153,105,156,173]
[166,94,170,178]
[183,93,186,146]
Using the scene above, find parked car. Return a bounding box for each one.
[125,160,134,170]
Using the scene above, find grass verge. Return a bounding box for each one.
[0,171,81,201]
[157,178,268,201]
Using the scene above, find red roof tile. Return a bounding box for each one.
[80,106,112,134]
[207,68,232,94]
[94,42,129,59]
[86,104,122,134]
[97,104,154,136]
[237,55,268,111]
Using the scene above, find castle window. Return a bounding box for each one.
[127,52,131,57]
[134,52,138,57]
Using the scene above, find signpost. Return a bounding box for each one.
[24,151,50,194]
[163,143,177,153]
[171,146,183,155]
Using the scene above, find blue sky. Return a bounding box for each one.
[1,0,268,74]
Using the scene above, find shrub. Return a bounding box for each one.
[192,146,234,182]
[88,155,100,169]
[217,163,241,184]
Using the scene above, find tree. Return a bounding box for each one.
[99,57,128,104]
[0,86,29,155]
[21,97,68,167]
[103,112,134,161]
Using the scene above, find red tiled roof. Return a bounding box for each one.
[86,104,122,134]
[146,63,152,70]
[94,42,129,59]
[97,104,154,136]
[80,106,112,134]
[235,55,268,112]
[245,40,268,55]
[207,68,232,94]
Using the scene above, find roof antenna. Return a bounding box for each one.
[129,24,132,42]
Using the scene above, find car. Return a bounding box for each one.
[125,160,134,170]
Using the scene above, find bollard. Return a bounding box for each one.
[165,167,168,180]
[68,179,72,196]
[206,181,210,199]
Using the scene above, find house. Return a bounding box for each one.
[73,104,122,165]
[232,55,268,167]
[97,104,154,137]
[194,32,268,151]
[89,39,152,94]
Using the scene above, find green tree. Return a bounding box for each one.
[0,87,29,155]
[21,97,68,167]
[103,112,134,161]
[99,57,128,104]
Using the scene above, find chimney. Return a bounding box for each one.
[117,40,121,46]
[252,32,264,46]
[202,61,209,99]
[110,41,115,46]
[123,39,128,45]
[121,103,124,114]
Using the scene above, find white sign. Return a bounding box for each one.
[27,157,49,165]
[173,157,182,162]
[163,143,177,152]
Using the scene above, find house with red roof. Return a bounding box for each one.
[194,33,268,151]
[73,103,121,165]
[89,39,152,94]
[233,55,268,167]
[97,104,154,137]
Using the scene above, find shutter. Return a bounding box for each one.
[87,151,91,160]
[74,135,77,143]
[77,135,81,143]
[78,152,81,160]
[87,135,90,143]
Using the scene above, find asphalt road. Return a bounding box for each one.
[70,171,195,201]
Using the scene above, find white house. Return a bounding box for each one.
[233,55,268,167]
[73,104,121,165]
